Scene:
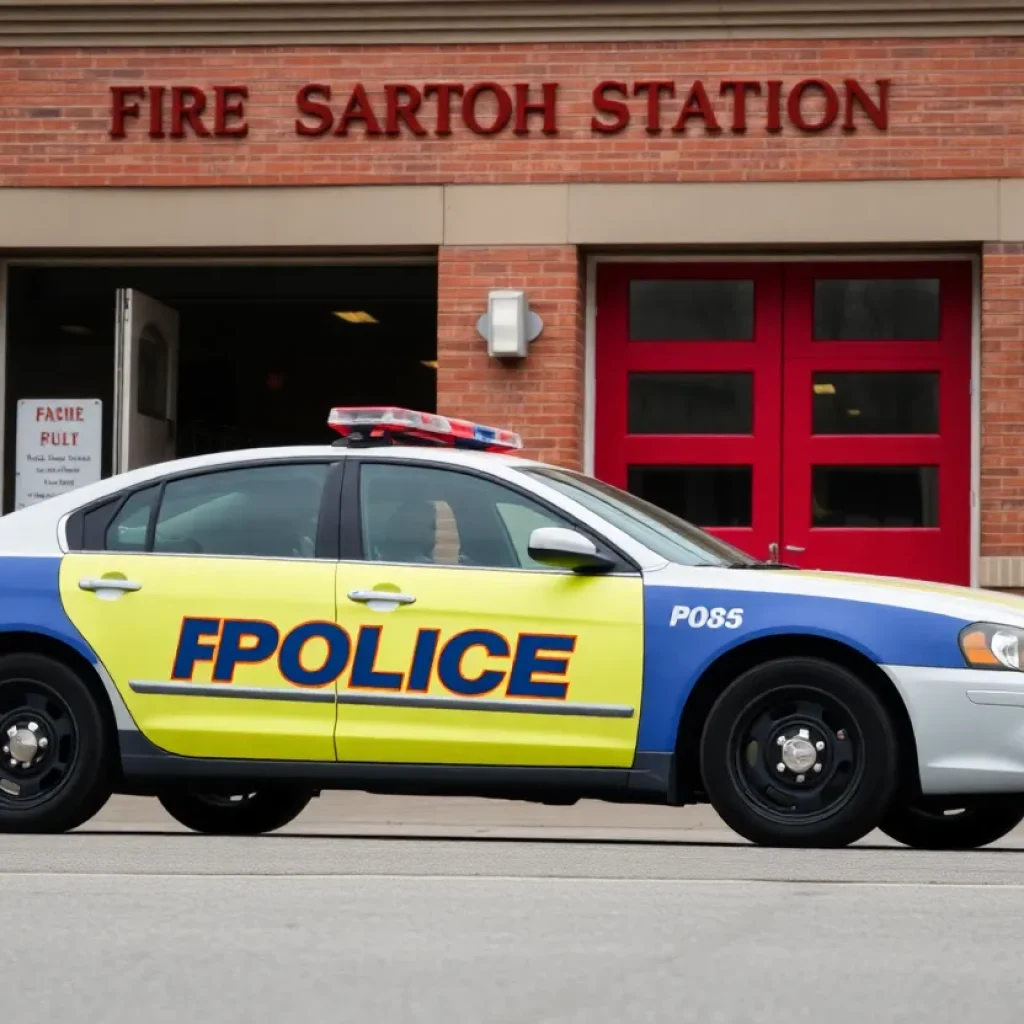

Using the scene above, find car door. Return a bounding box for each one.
[60,459,342,761]
[332,458,645,768]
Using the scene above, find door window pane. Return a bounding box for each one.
[495,501,567,567]
[629,280,755,341]
[811,466,938,528]
[104,485,159,552]
[137,325,170,419]
[359,462,576,570]
[813,278,941,340]
[152,462,330,558]
[627,466,752,527]
[629,373,753,434]
[812,372,939,435]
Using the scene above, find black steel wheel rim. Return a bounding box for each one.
[726,684,865,825]
[0,677,79,810]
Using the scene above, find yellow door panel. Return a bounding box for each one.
[61,553,338,760]
[333,564,644,768]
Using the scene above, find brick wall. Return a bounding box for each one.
[981,244,1024,557]
[6,37,1024,568]
[2,38,1023,186]
[437,246,584,469]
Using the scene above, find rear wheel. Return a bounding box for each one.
[157,786,313,835]
[699,657,899,848]
[880,801,1024,850]
[0,653,112,833]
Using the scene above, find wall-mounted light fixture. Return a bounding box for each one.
[475,289,542,359]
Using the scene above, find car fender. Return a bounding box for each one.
[639,579,970,755]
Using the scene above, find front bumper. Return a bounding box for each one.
[885,665,1024,795]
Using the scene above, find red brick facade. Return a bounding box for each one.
[437,246,585,469]
[4,35,1024,574]
[981,244,1024,558]
[0,40,1020,186]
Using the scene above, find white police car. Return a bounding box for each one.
[0,406,1022,848]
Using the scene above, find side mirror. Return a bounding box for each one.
[527,527,615,574]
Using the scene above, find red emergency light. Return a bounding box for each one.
[327,407,523,452]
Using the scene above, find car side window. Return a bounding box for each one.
[147,463,330,559]
[104,485,160,552]
[358,462,578,570]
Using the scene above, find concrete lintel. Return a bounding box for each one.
[567,180,1002,247]
[0,185,445,250]
[1,179,1023,252]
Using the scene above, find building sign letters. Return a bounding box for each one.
[109,78,890,139]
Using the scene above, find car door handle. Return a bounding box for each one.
[347,590,416,606]
[784,545,806,554]
[79,578,142,593]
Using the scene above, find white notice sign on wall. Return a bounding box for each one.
[15,399,103,511]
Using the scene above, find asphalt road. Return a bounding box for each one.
[5,795,1024,1024]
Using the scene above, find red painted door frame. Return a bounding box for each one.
[594,262,783,562]
[594,260,973,584]
[781,262,972,583]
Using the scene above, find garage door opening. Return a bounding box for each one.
[3,262,437,510]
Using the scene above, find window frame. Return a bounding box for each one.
[341,457,640,575]
[65,457,346,561]
[69,489,151,553]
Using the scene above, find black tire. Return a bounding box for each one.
[880,801,1024,850]
[699,657,899,848]
[0,653,113,833]
[157,786,313,835]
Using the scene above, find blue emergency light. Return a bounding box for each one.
[327,407,523,452]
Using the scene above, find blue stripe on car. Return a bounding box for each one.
[0,555,99,663]
[638,585,970,754]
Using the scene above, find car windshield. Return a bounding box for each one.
[524,467,759,567]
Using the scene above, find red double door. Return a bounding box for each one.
[595,262,972,584]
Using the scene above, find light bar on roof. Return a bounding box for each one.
[327,406,523,452]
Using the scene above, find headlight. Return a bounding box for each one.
[959,623,1024,671]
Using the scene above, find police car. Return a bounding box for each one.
[1,406,1023,849]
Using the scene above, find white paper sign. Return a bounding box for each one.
[15,399,103,511]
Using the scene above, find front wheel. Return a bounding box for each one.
[880,801,1024,850]
[700,657,899,848]
[0,653,112,833]
[157,786,313,835]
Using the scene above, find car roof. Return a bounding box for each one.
[0,444,555,554]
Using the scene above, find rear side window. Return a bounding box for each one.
[153,463,330,559]
[76,462,331,559]
[105,486,160,552]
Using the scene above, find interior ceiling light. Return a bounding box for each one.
[421,360,438,369]
[846,409,862,416]
[812,382,836,395]
[333,311,378,324]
